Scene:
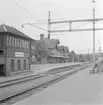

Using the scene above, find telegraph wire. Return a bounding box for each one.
[74,21,93,29]
[11,0,40,20]
[11,0,66,23]
[10,0,48,32]
[22,23,47,31]
[52,23,69,30]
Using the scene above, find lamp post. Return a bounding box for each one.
[92,0,96,73]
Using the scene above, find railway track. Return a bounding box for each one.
[0,63,90,104]
[0,63,83,88]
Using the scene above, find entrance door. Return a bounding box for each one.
[0,65,5,76]
[18,60,21,70]
[24,60,26,70]
[11,60,14,71]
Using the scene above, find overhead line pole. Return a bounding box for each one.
[92,0,96,73]
[48,11,51,39]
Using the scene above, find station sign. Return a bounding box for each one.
[15,52,24,57]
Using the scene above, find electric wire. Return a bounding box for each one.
[23,23,47,31]
[52,23,69,30]
[10,0,50,32]
[74,22,91,29]
[11,0,40,20]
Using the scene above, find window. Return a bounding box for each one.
[6,36,9,46]
[15,38,17,47]
[28,41,30,48]
[23,40,25,48]
[24,60,26,70]
[18,60,21,70]
[26,41,29,49]
[17,39,20,47]
[9,36,11,46]
[20,39,22,48]
[12,37,14,46]
[32,55,35,62]
[21,40,24,48]
[31,43,36,50]
[14,38,15,46]
[24,40,26,48]
[11,59,14,71]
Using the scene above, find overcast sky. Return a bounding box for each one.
[0,0,103,54]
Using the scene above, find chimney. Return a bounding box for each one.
[40,34,44,40]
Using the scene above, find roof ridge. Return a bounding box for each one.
[0,24,32,39]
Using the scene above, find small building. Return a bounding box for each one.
[0,24,32,76]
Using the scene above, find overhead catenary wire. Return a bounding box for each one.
[11,0,66,23]
[11,0,40,20]
[52,23,69,30]
[22,23,47,31]
[74,22,91,29]
[10,1,52,33]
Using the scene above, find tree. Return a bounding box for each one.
[35,40,48,60]
[68,51,79,62]
[78,54,85,62]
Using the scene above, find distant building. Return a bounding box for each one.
[56,45,70,63]
[33,34,70,64]
[0,24,32,76]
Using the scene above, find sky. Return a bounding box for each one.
[0,0,103,54]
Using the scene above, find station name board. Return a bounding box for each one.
[15,52,24,57]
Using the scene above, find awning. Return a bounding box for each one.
[48,55,64,58]
[48,55,71,59]
[64,56,71,59]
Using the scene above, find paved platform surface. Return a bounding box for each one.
[14,66,103,105]
[0,63,79,83]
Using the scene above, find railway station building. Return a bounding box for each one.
[0,24,32,76]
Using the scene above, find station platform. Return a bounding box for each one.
[0,62,80,83]
[14,64,103,105]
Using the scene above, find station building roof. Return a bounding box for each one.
[0,24,32,39]
[57,45,69,52]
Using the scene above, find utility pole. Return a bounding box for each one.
[92,0,96,73]
[48,11,51,39]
